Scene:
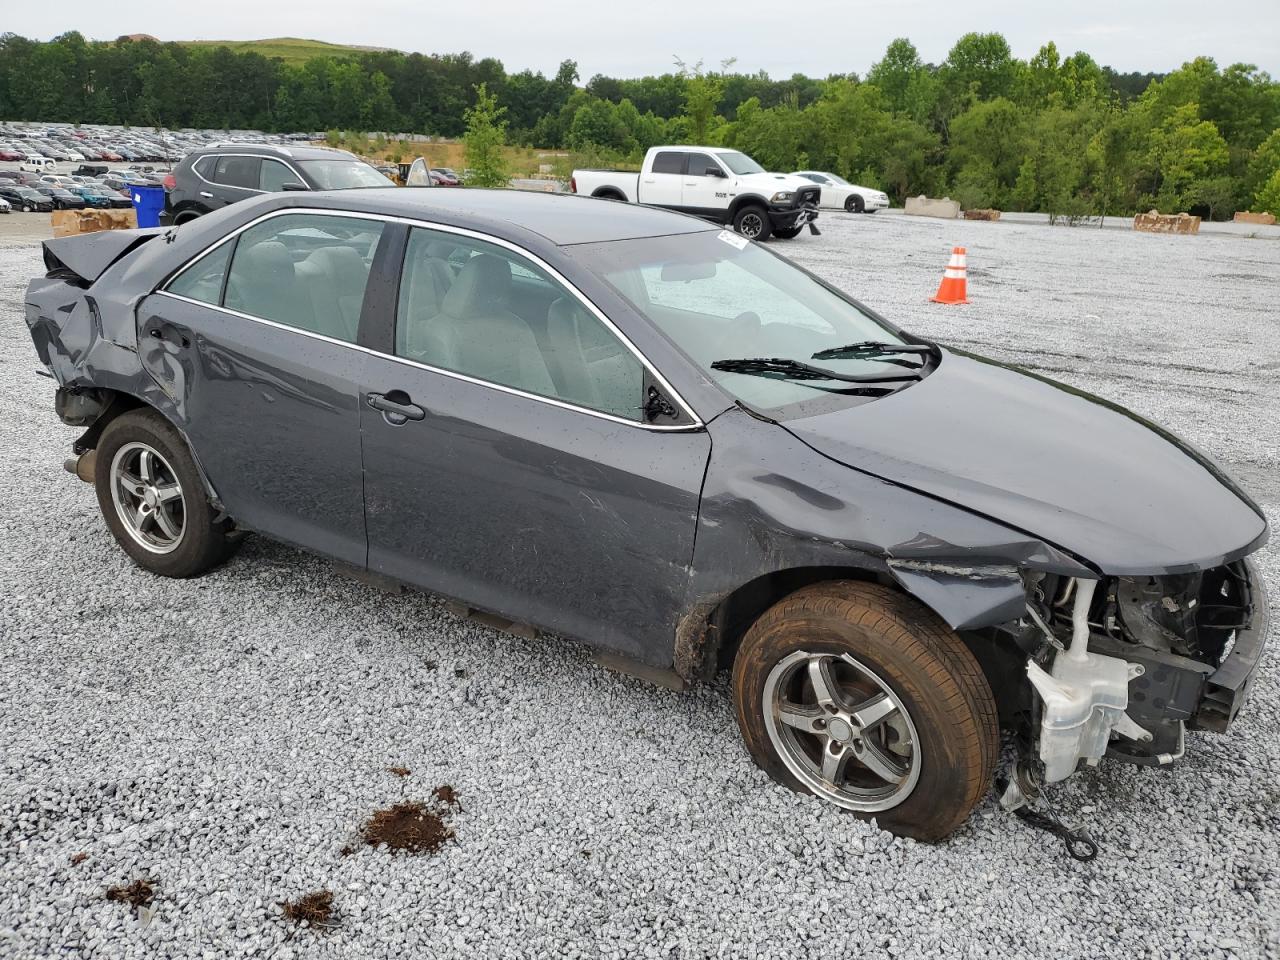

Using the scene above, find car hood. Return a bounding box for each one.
[783,350,1267,576]
[733,171,816,194]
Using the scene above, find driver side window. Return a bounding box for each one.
[395,228,645,421]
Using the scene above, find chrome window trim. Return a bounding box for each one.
[194,153,308,194]
[156,207,704,432]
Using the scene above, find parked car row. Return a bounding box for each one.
[0,169,140,211]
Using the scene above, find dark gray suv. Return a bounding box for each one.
[163,143,394,225]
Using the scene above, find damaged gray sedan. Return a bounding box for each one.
[25,190,1269,843]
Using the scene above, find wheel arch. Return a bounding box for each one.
[591,187,627,201]
[727,193,770,219]
[63,386,225,511]
[677,565,899,684]
[675,563,1026,702]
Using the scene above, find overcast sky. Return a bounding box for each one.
[9,0,1279,80]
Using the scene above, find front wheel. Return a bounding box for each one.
[845,195,865,213]
[772,226,803,240]
[732,581,998,841]
[732,205,773,241]
[94,409,240,578]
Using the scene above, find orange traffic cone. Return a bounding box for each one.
[931,246,969,304]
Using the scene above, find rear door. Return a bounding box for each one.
[139,210,387,565]
[204,155,262,210]
[358,224,711,664]
[641,150,686,208]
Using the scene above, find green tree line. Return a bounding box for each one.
[2,31,1278,217]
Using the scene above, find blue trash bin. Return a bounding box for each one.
[130,185,165,228]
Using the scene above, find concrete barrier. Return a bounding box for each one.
[1133,210,1200,235]
[1234,211,1276,226]
[905,196,960,219]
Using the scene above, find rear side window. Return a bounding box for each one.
[166,213,384,342]
[651,152,685,175]
[167,242,232,305]
[221,214,384,342]
[213,156,261,189]
[191,156,216,180]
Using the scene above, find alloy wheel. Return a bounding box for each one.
[109,441,187,554]
[762,650,921,812]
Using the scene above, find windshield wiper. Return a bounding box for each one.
[710,357,921,384]
[810,340,937,368]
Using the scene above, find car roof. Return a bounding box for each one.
[271,188,718,247]
[193,142,359,162]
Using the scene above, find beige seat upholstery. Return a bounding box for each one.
[426,254,556,397]
[544,296,641,418]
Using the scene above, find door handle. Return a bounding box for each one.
[199,191,213,198]
[367,390,426,424]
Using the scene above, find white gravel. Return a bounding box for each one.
[2,213,1279,959]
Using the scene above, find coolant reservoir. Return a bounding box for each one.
[1027,652,1142,782]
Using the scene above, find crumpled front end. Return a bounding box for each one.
[1020,559,1268,781]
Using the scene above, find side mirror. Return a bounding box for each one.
[705,166,726,178]
[281,182,308,191]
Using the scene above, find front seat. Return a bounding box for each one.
[545,297,642,418]
[428,254,556,397]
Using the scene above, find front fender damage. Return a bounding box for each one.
[886,559,1026,631]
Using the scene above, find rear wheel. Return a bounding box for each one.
[732,581,998,841]
[95,409,239,578]
[733,205,773,241]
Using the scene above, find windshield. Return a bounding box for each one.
[296,159,394,190]
[571,230,916,415]
[716,151,765,176]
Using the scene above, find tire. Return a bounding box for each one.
[94,409,239,578]
[23,204,33,213]
[772,226,803,240]
[732,204,772,241]
[845,195,865,214]
[732,581,998,842]
[174,211,201,225]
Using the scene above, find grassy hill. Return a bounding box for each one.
[177,37,397,63]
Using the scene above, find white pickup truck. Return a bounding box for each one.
[570,145,821,241]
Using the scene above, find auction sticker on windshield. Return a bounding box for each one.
[717,230,749,250]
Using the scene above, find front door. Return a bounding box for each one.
[359,225,711,664]
[140,211,387,565]
[680,152,728,215]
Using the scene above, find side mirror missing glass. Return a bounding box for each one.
[281,182,307,191]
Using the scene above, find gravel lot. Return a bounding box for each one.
[2,211,1278,959]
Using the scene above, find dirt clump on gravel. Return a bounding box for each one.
[280,890,336,926]
[360,799,455,854]
[105,879,155,908]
